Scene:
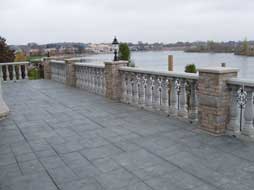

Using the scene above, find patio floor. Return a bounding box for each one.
[1,80,254,190]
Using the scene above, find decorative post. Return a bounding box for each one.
[145,75,153,110]
[169,79,177,116]
[139,74,146,108]
[242,88,254,138]
[104,61,128,101]
[198,67,239,135]
[178,80,188,118]
[161,77,169,113]
[188,80,198,123]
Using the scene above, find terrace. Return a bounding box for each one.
[0,60,254,190]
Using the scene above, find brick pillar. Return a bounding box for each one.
[104,61,128,101]
[43,58,51,80]
[198,67,239,135]
[65,59,76,87]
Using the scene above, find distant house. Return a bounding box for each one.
[29,49,41,56]
[44,48,57,56]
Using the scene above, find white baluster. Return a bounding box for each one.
[169,79,177,116]
[138,74,145,108]
[161,77,169,113]
[242,88,254,138]
[24,64,28,79]
[121,72,127,103]
[152,76,161,111]
[76,66,80,88]
[12,65,16,81]
[0,66,3,81]
[127,73,132,104]
[18,65,22,80]
[178,80,188,118]
[132,74,139,105]
[188,80,198,123]
[227,86,240,136]
[145,75,153,110]
[6,66,10,81]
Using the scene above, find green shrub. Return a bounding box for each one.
[185,64,197,73]
[28,68,40,80]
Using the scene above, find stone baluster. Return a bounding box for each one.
[242,88,254,138]
[94,69,98,93]
[76,66,80,88]
[145,75,153,110]
[169,79,177,116]
[178,80,188,118]
[84,67,88,89]
[152,76,161,111]
[161,77,169,113]
[188,80,198,122]
[132,74,139,106]
[0,66,3,80]
[97,69,102,94]
[127,72,133,104]
[103,74,106,95]
[88,68,92,90]
[138,74,146,108]
[12,65,16,81]
[92,69,95,92]
[227,86,240,136]
[6,66,10,81]
[24,63,28,79]
[121,72,127,103]
[18,65,22,80]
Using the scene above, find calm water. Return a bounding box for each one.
[86,51,254,79]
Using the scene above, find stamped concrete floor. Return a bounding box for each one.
[1,80,254,190]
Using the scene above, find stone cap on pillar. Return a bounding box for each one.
[198,67,239,74]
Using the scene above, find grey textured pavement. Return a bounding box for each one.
[1,80,254,190]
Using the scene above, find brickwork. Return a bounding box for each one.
[104,61,128,101]
[198,68,238,135]
[65,60,76,87]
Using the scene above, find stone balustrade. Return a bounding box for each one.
[0,64,10,119]
[0,62,29,81]
[74,63,106,96]
[119,67,199,122]
[227,78,254,138]
[50,60,66,83]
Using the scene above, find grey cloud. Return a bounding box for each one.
[0,0,253,44]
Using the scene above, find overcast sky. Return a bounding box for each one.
[1,0,254,45]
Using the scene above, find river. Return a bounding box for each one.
[85,51,254,79]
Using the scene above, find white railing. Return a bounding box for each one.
[119,67,199,122]
[50,60,66,83]
[0,62,29,81]
[74,63,106,96]
[227,78,254,138]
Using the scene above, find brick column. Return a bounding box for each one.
[198,67,239,135]
[43,58,51,80]
[65,59,76,87]
[104,61,128,101]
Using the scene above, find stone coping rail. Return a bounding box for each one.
[49,60,65,64]
[119,66,199,80]
[74,62,105,69]
[0,61,29,66]
[227,78,254,87]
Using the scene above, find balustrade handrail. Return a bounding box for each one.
[119,67,199,80]
[50,60,65,64]
[0,61,29,66]
[227,78,254,88]
[74,62,105,69]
